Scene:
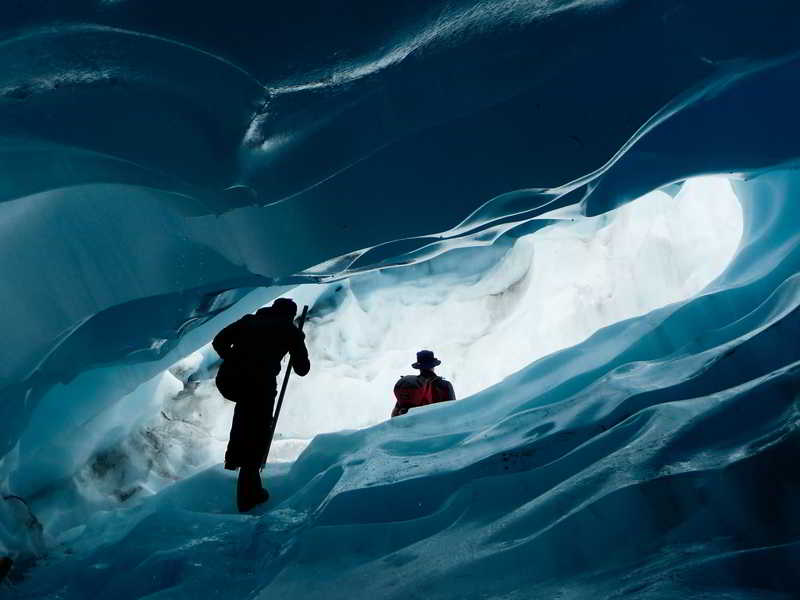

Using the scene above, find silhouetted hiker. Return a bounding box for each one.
[213,297,310,512]
[391,350,456,417]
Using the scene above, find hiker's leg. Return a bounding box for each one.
[225,401,249,470]
[232,386,276,511]
[236,465,257,511]
[0,557,12,584]
[236,464,269,512]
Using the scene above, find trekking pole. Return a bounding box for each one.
[261,305,309,468]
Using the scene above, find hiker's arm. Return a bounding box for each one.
[390,403,407,418]
[289,328,310,376]
[391,381,410,418]
[212,321,241,359]
[445,381,456,401]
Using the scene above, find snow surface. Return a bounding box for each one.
[2,1,800,598]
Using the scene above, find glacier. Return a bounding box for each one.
[2,0,800,598]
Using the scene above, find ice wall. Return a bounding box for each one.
[1,1,799,471]
[11,166,800,599]
[74,177,738,505]
[277,178,742,438]
[1,0,800,596]
[5,176,739,543]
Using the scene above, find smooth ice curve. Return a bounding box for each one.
[1,1,800,598]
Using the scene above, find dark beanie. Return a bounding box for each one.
[272,297,298,317]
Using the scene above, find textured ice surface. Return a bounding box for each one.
[10,178,739,541]
[275,178,742,439]
[80,177,737,500]
[11,168,800,599]
[2,0,800,597]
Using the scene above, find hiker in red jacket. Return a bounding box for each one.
[391,350,456,417]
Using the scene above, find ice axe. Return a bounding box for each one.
[261,304,309,468]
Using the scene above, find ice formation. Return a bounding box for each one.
[89,176,738,493]
[1,0,800,598]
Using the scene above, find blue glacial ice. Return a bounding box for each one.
[1,0,800,598]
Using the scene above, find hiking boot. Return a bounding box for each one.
[237,487,270,513]
[255,487,270,506]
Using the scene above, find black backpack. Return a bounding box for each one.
[215,359,248,402]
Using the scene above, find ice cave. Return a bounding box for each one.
[1,1,800,598]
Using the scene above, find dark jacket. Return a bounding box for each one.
[213,307,310,399]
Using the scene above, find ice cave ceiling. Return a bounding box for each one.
[2,1,800,598]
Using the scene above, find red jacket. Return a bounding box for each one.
[391,374,456,417]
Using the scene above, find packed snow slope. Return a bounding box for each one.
[1,1,800,598]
